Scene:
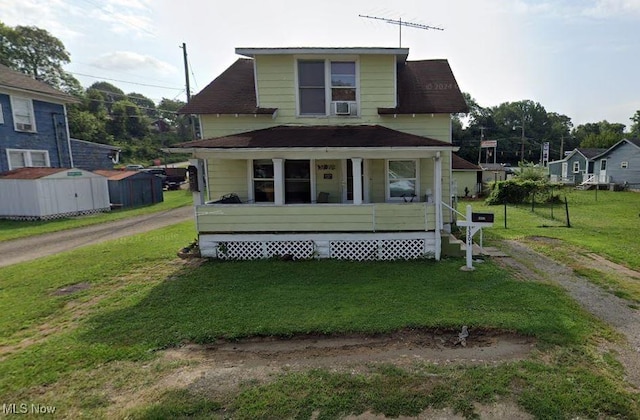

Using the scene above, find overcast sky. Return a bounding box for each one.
[2,0,640,128]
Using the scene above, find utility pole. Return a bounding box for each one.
[180,42,196,140]
[358,14,444,47]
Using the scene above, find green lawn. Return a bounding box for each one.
[0,189,192,242]
[0,220,637,419]
[464,188,640,269]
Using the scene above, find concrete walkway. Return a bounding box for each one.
[0,206,193,268]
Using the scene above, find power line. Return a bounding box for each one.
[69,71,182,90]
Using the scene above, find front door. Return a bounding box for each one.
[285,160,311,203]
[599,159,607,183]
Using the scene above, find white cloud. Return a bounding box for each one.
[582,0,640,18]
[1,0,83,39]
[90,51,177,75]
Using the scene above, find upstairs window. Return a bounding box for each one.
[298,61,326,115]
[10,96,36,132]
[297,59,358,116]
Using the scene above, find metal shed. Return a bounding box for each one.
[0,167,110,220]
[94,170,163,208]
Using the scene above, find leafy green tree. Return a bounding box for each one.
[572,120,624,149]
[87,81,125,113]
[0,23,80,93]
[67,108,111,144]
[128,92,157,118]
[629,110,640,138]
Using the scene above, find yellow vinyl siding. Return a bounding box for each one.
[254,55,296,116]
[196,202,435,232]
[379,114,451,142]
[368,159,386,203]
[315,159,342,203]
[200,114,276,139]
[207,159,248,202]
[359,55,396,118]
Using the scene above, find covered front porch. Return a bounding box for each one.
[171,125,457,260]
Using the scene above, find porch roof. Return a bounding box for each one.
[172,125,454,151]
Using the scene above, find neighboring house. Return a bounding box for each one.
[169,47,468,260]
[0,64,80,172]
[70,138,121,171]
[452,154,482,197]
[591,138,640,187]
[548,148,605,185]
[94,170,163,208]
[479,163,513,183]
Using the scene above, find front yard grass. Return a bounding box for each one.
[0,221,637,418]
[0,189,192,242]
[466,188,640,302]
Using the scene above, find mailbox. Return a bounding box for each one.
[471,212,494,223]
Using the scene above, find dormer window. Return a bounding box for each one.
[297,59,358,117]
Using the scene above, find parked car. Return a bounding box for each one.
[141,167,187,190]
[125,164,144,171]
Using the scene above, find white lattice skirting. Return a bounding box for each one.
[0,207,111,221]
[200,232,436,261]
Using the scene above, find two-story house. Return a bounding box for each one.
[0,64,80,172]
[169,47,468,261]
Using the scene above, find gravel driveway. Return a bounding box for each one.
[0,206,193,268]
[495,239,640,388]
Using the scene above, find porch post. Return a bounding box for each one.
[351,158,363,205]
[434,152,442,260]
[272,158,285,205]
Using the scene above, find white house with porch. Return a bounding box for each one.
[168,47,469,260]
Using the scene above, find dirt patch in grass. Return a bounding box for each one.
[158,329,535,394]
[51,282,91,296]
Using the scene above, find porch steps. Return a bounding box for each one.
[440,233,466,258]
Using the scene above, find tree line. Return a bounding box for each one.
[2,22,639,166]
[454,94,640,166]
[1,22,192,165]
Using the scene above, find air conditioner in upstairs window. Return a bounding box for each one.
[16,123,33,131]
[333,101,356,116]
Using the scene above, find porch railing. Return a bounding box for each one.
[196,202,435,233]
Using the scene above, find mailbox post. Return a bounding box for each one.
[457,205,494,270]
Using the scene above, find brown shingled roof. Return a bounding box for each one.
[179,59,276,115]
[452,154,481,170]
[0,64,79,103]
[378,60,468,114]
[93,170,140,180]
[0,167,69,179]
[179,56,467,116]
[176,125,453,149]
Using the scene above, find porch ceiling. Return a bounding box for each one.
[167,125,457,159]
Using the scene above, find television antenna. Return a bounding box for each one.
[359,14,444,47]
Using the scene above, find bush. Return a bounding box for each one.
[485,179,547,205]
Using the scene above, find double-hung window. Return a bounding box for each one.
[252,160,275,202]
[387,160,418,200]
[10,96,36,132]
[297,59,357,116]
[7,149,49,170]
[572,161,580,173]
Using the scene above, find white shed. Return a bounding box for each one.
[0,168,110,220]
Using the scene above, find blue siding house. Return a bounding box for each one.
[0,64,79,173]
[548,148,605,185]
[592,138,640,188]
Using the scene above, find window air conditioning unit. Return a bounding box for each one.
[335,101,351,115]
[16,123,33,131]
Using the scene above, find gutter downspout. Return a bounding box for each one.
[63,105,74,168]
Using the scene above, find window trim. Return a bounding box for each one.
[249,159,275,203]
[10,96,37,132]
[7,148,50,170]
[385,159,420,202]
[0,103,4,124]
[572,161,580,173]
[621,161,629,169]
[295,57,360,117]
